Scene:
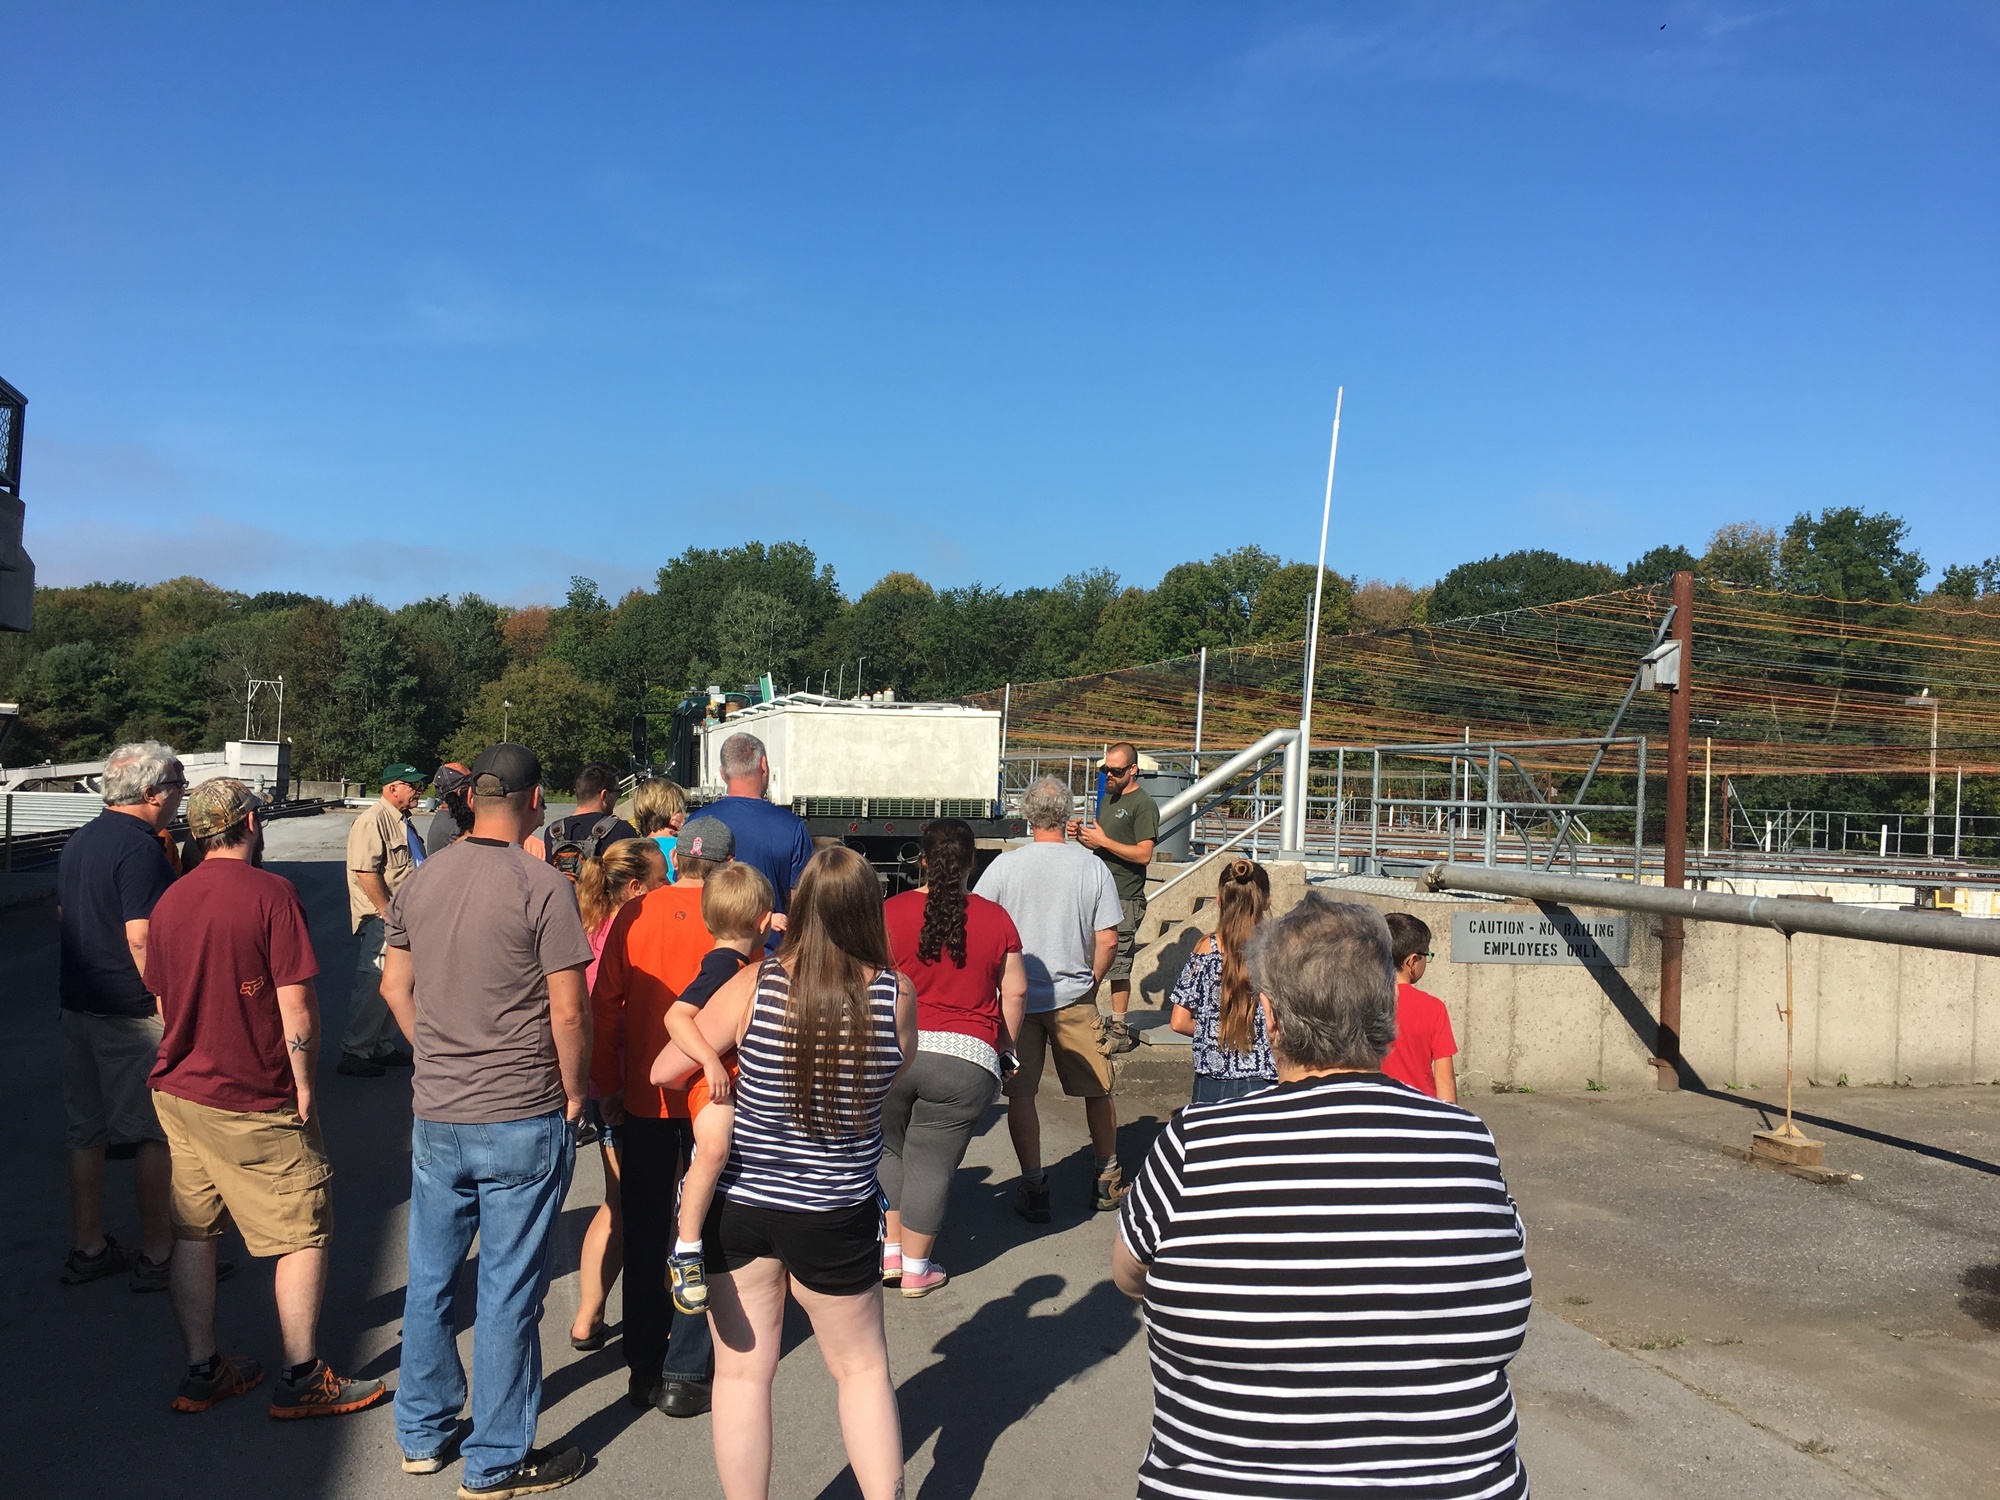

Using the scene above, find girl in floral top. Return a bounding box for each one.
[1167,859,1276,1103]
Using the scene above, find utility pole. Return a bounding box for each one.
[1903,691,1939,859]
[1294,387,1343,851]
[1656,570,1693,1091]
[1193,645,1207,778]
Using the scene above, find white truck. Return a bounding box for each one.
[694,692,1024,884]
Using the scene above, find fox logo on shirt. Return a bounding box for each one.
[240,976,267,999]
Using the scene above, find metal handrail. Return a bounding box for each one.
[1147,808,1286,906]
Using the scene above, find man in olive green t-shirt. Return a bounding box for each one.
[1071,741,1158,1056]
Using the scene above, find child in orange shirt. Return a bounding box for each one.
[1381,912,1459,1102]
[659,862,774,1315]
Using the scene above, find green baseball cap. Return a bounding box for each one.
[380,762,428,789]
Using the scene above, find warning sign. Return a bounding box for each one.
[1450,910,1630,968]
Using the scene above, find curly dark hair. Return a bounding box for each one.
[916,818,976,967]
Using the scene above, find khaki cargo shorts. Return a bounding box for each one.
[1004,1001,1113,1100]
[61,1009,166,1150]
[153,1091,334,1257]
[1107,897,1146,983]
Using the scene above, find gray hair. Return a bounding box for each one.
[1246,893,1398,1070]
[719,732,767,782]
[1019,776,1073,831]
[101,741,184,807]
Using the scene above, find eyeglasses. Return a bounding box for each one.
[155,780,189,793]
[1103,763,1135,777]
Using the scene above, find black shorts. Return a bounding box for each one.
[704,1193,881,1297]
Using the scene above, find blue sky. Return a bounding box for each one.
[8,2,1996,607]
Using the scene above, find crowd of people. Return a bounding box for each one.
[53,730,1527,1499]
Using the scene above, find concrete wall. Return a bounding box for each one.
[1134,869,2000,1092]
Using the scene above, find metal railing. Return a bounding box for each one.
[1727,804,2000,864]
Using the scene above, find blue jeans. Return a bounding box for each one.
[396,1112,574,1488]
[1191,1074,1274,1104]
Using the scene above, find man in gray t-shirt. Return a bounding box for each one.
[974,777,1126,1225]
[377,743,594,1492]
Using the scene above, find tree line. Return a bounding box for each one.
[2,509,1991,787]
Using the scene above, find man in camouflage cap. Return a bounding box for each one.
[145,778,386,1419]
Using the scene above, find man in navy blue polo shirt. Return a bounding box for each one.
[56,740,185,1290]
[700,733,813,946]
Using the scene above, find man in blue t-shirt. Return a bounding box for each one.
[55,740,186,1290]
[700,733,813,947]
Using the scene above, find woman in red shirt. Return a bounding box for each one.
[880,820,1028,1297]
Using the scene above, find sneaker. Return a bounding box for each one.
[901,1264,949,1298]
[59,1235,135,1285]
[131,1251,236,1294]
[668,1251,708,1315]
[1094,1162,1130,1212]
[573,1121,600,1148]
[457,1445,586,1498]
[268,1361,389,1419]
[880,1245,902,1283]
[1100,1019,1140,1056]
[336,1053,385,1078]
[171,1354,266,1413]
[1013,1178,1051,1224]
[372,1049,414,1068]
[626,1375,663,1410]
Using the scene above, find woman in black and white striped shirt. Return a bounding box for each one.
[1116,893,1532,1500]
[697,845,916,1500]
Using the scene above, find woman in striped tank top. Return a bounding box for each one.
[687,845,916,1500]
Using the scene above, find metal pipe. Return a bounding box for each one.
[1152,727,1301,827]
[1280,733,1303,853]
[1193,646,1207,777]
[1421,861,2000,958]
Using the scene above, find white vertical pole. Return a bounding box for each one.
[1000,683,1011,758]
[1193,646,1207,777]
[1702,736,1712,858]
[1955,765,1963,861]
[1296,387,1344,850]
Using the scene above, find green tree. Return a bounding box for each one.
[1623,544,1698,586]
[398,594,509,757]
[1248,562,1353,644]
[26,641,132,758]
[1934,557,1998,601]
[1428,550,1622,621]
[1698,523,1779,587]
[444,660,623,788]
[713,586,811,690]
[323,602,422,778]
[1774,507,1925,602]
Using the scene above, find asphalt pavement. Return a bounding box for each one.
[5,807,1991,1497]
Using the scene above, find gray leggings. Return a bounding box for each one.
[879,1051,995,1238]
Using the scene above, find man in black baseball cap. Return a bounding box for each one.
[376,740,593,1490]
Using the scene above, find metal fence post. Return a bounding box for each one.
[1369,750,1381,873]
[1634,736,1648,881]
[1332,749,1345,870]
[1483,745,1499,866]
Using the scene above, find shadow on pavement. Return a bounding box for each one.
[810,1273,1143,1500]
[1692,1085,2000,1176]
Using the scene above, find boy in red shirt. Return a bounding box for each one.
[1380,912,1458,1103]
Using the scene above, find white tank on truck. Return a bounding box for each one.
[695,692,1025,886]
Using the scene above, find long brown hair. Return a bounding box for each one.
[916,818,975,966]
[576,839,665,938]
[776,845,893,1138]
[1216,858,1272,1053]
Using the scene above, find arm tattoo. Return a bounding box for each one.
[290,1032,312,1054]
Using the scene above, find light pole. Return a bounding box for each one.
[1295,387,1344,852]
[1903,691,1939,858]
[503,698,512,742]
[856,656,867,699]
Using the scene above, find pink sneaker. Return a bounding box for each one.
[881,1245,902,1283]
[901,1265,949,1298]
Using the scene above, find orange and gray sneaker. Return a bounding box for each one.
[1094,1161,1131,1212]
[268,1360,389,1419]
[172,1354,265,1413]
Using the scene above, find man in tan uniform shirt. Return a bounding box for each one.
[337,763,428,1077]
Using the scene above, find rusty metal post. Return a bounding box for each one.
[1654,570,1693,1090]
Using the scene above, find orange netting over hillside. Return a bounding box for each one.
[972,584,2000,779]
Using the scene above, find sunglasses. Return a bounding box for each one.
[1103,763,1135,776]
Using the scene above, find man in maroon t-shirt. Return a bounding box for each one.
[1380,912,1459,1103]
[144,778,386,1422]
